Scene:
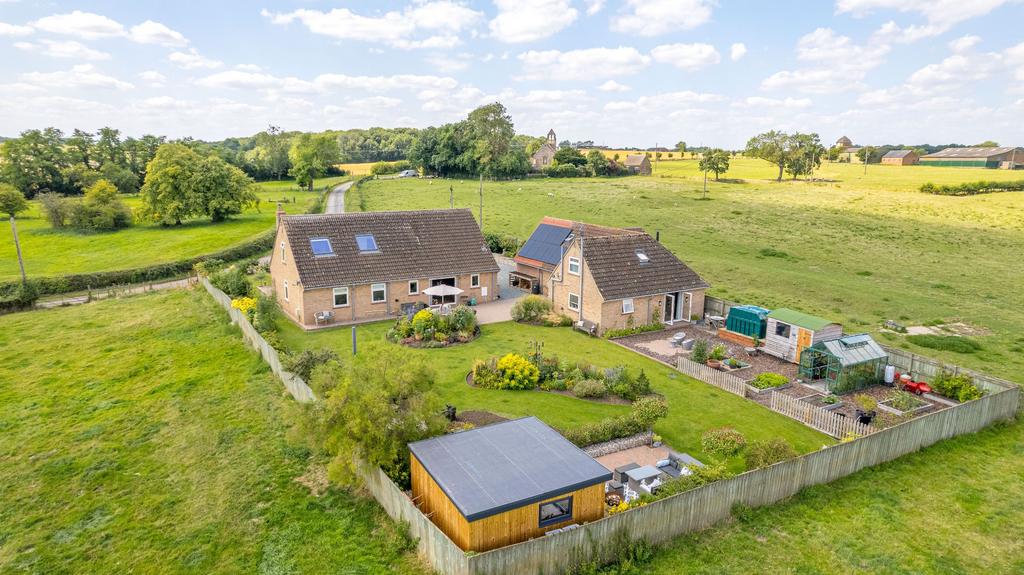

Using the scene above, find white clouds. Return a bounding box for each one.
[263,2,482,49]
[650,43,720,70]
[1007,42,1024,82]
[129,20,188,47]
[730,43,747,61]
[907,53,999,89]
[734,96,812,109]
[489,0,578,43]
[598,80,631,92]
[761,28,889,93]
[139,70,166,87]
[518,47,650,80]
[611,0,714,37]
[32,11,124,39]
[425,53,473,73]
[0,21,33,36]
[584,0,605,16]
[16,39,111,61]
[838,0,1011,43]
[192,70,462,98]
[21,64,133,90]
[169,48,223,70]
[949,35,981,53]
[605,90,722,113]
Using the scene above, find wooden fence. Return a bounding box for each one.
[200,278,316,403]
[462,383,1019,574]
[675,357,747,397]
[769,390,873,438]
[883,346,1016,394]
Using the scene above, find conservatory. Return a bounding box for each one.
[798,334,888,394]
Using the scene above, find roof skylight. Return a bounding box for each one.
[310,238,333,256]
[355,234,378,252]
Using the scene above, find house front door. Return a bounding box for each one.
[664,294,676,324]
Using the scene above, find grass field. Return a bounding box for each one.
[0,289,424,574]
[0,176,349,282]
[349,159,1024,383]
[277,319,831,471]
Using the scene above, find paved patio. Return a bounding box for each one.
[596,445,673,472]
[474,255,526,325]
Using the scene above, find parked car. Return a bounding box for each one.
[398,169,419,178]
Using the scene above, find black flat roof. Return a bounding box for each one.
[409,417,612,521]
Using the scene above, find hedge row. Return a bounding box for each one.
[921,180,1024,196]
[0,228,277,297]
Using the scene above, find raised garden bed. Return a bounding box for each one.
[878,394,932,416]
[798,393,844,411]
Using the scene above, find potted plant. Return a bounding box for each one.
[854,394,877,425]
[652,434,663,448]
[706,344,727,369]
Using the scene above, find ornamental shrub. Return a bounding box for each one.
[572,379,607,398]
[411,309,436,339]
[749,372,789,389]
[495,353,540,390]
[285,348,339,381]
[931,370,984,402]
[393,316,414,338]
[230,296,257,319]
[631,396,668,427]
[252,294,279,333]
[510,295,553,323]
[690,338,709,364]
[745,438,797,470]
[447,305,477,333]
[471,358,500,389]
[210,266,250,298]
[701,427,747,458]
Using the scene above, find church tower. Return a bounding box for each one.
[547,129,556,146]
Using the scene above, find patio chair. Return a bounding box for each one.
[314,310,334,325]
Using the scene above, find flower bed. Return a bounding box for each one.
[469,352,654,401]
[745,372,791,395]
[878,391,931,416]
[386,306,479,348]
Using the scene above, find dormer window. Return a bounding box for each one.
[356,234,378,252]
[310,238,333,256]
[636,250,649,264]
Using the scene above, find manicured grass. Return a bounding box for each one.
[0,290,424,574]
[277,319,831,470]
[636,419,1024,574]
[0,176,349,282]
[348,159,1024,383]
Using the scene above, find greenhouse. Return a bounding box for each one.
[798,334,888,394]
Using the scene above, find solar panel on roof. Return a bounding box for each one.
[518,224,572,265]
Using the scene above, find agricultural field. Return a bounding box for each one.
[349,159,1024,383]
[0,176,349,282]
[337,161,375,175]
[276,319,831,471]
[0,290,425,574]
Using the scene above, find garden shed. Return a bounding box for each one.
[799,333,888,393]
[725,305,770,339]
[764,308,843,363]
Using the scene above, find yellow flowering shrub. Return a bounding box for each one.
[231,296,257,318]
[495,353,540,390]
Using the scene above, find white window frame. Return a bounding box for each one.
[471,274,480,288]
[622,298,634,314]
[332,287,349,308]
[567,257,581,276]
[283,280,289,302]
[280,242,286,263]
[371,283,387,303]
[408,280,419,295]
[567,292,580,311]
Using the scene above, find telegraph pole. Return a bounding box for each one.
[10,216,27,284]
[478,174,483,227]
[449,185,454,209]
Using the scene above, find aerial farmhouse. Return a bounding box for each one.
[623,154,652,175]
[881,150,919,165]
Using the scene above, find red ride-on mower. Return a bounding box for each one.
[896,372,932,395]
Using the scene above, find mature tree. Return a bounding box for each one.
[0,184,29,218]
[489,150,531,179]
[124,134,166,185]
[70,179,133,230]
[38,192,72,228]
[826,144,843,162]
[0,128,72,197]
[517,134,546,156]
[190,155,258,221]
[855,146,878,165]
[94,127,125,167]
[745,130,790,182]
[698,148,731,181]
[553,146,587,167]
[248,125,291,180]
[140,143,257,224]
[558,139,572,149]
[587,149,610,176]
[66,129,94,167]
[468,102,515,176]
[288,133,341,191]
[975,140,999,147]
[785,133,824,179]
[310,345,447,488]
[675,141,687,153]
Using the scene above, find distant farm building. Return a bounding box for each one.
[834,136,862,163]
[623,154,652,175]
[880,150,919,166]
[531,129,558,170]
[835,136,853,147]
[920,147,1023,169]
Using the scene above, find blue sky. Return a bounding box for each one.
[1,1,1022,147]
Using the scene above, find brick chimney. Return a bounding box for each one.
[275,203,286,228]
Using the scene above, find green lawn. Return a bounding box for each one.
[0,289,424,574]
[350,160,1024,383]
[0,176,349,282]
[277,319,831,470]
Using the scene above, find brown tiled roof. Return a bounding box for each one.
[282,209,498,289]
[624,154,648,166]
[581,233,709,300]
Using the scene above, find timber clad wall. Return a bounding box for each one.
[411,454,605,552]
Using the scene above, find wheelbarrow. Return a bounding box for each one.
[896,372,932,395]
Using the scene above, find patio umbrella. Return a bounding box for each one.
[422,284,464,297]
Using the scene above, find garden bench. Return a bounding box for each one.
[574,319,598,336]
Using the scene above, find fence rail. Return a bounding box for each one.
[200,277,315,403]
[769,390,873,438]
[675,357,747,397]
